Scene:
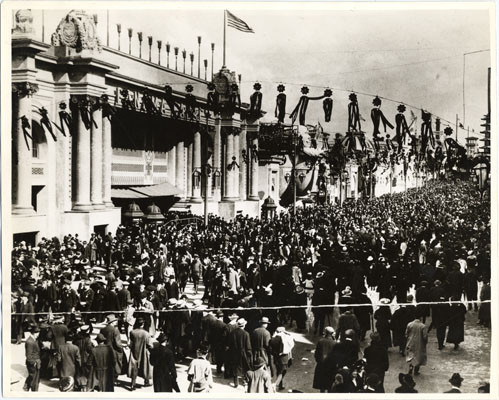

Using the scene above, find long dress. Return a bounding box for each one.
[405,319,427,367]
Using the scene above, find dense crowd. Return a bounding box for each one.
[12,179,491,393]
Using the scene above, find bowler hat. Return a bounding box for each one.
[449,373,463,387]
[254,357,266,368]
[96,333,106,343]
[58,376,74,392]
[399,373,416,388]
[157,332,168,343]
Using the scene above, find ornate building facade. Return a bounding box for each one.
[10,9,264,243]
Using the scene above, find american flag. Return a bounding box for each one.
[226,10,254,33]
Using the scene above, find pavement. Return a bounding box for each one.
[9,282,491,394]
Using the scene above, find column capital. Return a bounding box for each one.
[12,82,38,98]
[221,126,241,137]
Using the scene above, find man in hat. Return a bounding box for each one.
[191,254,203,294]
[150,332,177,392]
[251,317,272,368]
[23,322,41,391]
[336,307,360,342]
[15,292,35,344]
[313,326,336,393]
[210,310,227,374]
[73,324,93,392]
[395,372,418,393]
[51,315,69,351]
[79,280,94,323]
[100,314,123,382]
[444,373,463,393]
[187,345,213,392]
[58,332,81,384]
[88,334,115,392]
[405,312,428,376]
[59,278,79,324]
[165,275,179,301]
[361,373,381,393]
[128,317,153,390]
[227,318,252,388]
[246,356,274,393]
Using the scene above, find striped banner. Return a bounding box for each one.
[226,10,254,33]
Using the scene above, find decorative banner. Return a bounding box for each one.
[58,102,72,136]
[443,126,467,170]
[140,90,159,115]
[21,115,32,151]
[289,86,325,126]
[206,82,220,116]
[227,83,241,115]
[395,104,410,152]
[275,84,286,123]
[323,88,333,122]
[38,106,57,142]
[347,93,361,132]
[184,84,198,121]
[164,85,181,118]
[420,110,434,157]
[100,94,116,120]
[370,96,394,142]
[249,82,263,119]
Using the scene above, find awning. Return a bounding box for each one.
[111,181,183,199]
[131,181,182,197]
[111,188,148,199]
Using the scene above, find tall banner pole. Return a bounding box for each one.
[223,10,227,67]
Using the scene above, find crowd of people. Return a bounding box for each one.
[12,179,491,393]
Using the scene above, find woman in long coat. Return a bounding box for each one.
[446,298,466,350]
[405,317,427,375]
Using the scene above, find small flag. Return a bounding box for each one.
[226,10,254,33]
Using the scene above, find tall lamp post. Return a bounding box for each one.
[473,161,489,201]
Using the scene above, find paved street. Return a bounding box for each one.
[9,283,490,394]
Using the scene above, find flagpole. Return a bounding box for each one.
[223,10,227,67]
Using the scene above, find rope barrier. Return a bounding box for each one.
[11,299,490,316]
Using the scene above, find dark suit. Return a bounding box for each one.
[24,336,41,391]
[150,344,177,392]
[227,327,252,378]
[100,324,123,377]
[58,342,81,378]
[51,323,68,349]
[89,344,115,392]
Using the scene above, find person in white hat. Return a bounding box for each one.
[251,317,272,368]
[269,327,295,391]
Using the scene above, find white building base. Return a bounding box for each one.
[63,207,122,241]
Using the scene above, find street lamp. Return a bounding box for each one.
[473,161,489,200]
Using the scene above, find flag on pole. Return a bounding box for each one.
[226,10,254,33]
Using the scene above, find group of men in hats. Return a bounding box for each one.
[13,179,490,393]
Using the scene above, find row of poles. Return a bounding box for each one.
[114,24,216,79]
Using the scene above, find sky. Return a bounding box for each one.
[24,4,492,144]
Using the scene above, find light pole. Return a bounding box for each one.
[473,161,489,201]
[197,36,202,78]
[463,49,490,127]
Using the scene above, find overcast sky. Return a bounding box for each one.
[26,4,492,143]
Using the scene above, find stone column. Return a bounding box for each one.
[224,128,234,199]
[102,112,113,207]
[73,97,93,211]
[191,130,202,201]
[167,145,176,186]
[91,105,105,209]
[239,124,247,200]
[248,124,259,200]
[175,140,185,197]
[232,129,240,200]
[12,82,37,214]
[186,136,193,199]
[213,119,222,200]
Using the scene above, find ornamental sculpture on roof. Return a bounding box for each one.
[12,9,34,34]
[51,10,102,52]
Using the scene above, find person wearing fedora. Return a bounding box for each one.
[445,373,463,393]
[405,313,428,376]
[73,325,93,392]
[251,317,272,368]
[211,311,227,374]
[246,356,274,393]
[100,314,123,383]
[395,372,418,393]
[223,312,239,378]
[128,317,153,390]
[88,333,115,392]
[150,333,177,392]
[23,322,41,391]
[227,317,252,388]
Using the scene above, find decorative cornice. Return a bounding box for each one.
[12,82,38,97]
